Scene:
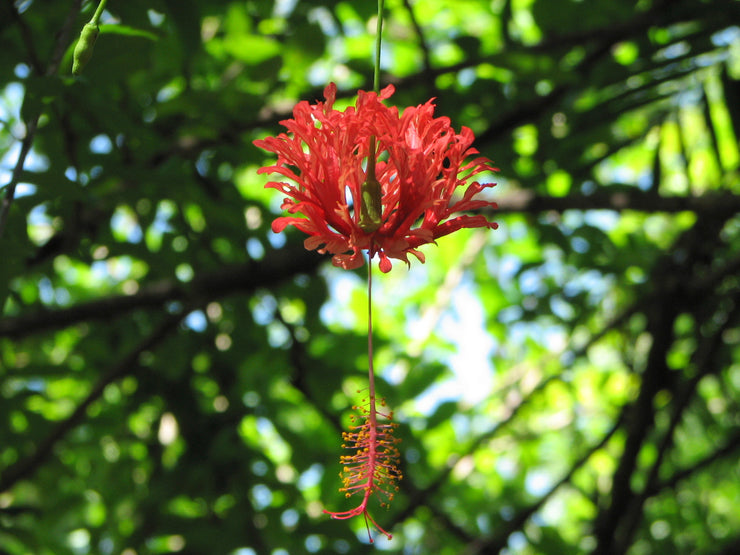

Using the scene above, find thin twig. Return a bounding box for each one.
[0,246,323,339]
[466,414,624,554]
[0,0,82,239]
[615,292,740,552]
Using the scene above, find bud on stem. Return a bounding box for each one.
[72,22,100,75]
[72,0,107,75]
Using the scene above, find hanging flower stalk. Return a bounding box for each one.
[253,0,497,542]
[317,231,401,542]
[253,83,498,538]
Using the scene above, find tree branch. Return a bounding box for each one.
[646,430,740,497]
[592,287,678,552]
[495,189,740,216]
[0,0,82,239]
[614,292,740,552]
[467,413,624,554]
[0,245,323,339]
[8,189,739,339]
[0,309,184,493]
[591,207,733,554]
[392,371,561,532]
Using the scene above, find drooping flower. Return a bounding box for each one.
[254,83,498,273]
[323,396,402,543]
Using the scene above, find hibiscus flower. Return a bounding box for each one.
[254,83,497,273]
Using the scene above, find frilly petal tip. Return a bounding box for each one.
[378,258,393,273]
[332,253,365,270]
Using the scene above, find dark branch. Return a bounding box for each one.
[615,293,740,551]
[0,0,82,239]
[6,188,739,340]
[495,189,740,216]
[0,309,184,493]
[470,414,624,554]
[392,373,561,532]
[0,245,323,339]
[591,207,733,554]
[647,430,740,497]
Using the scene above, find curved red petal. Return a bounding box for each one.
[254,82,498,272]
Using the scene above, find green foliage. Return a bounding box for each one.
[2,0,740,554]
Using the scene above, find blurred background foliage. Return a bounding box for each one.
[1,0,740,553]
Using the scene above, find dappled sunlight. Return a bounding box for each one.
[2,0,739,553]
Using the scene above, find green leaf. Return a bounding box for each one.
[99,23,158,41]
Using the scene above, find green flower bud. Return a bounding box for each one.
[72,22,100,75]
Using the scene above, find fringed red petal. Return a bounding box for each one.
[254,83,497,272]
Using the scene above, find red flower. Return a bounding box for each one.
[254,83,498,273]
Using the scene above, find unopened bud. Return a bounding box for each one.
[72,22,100,75]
